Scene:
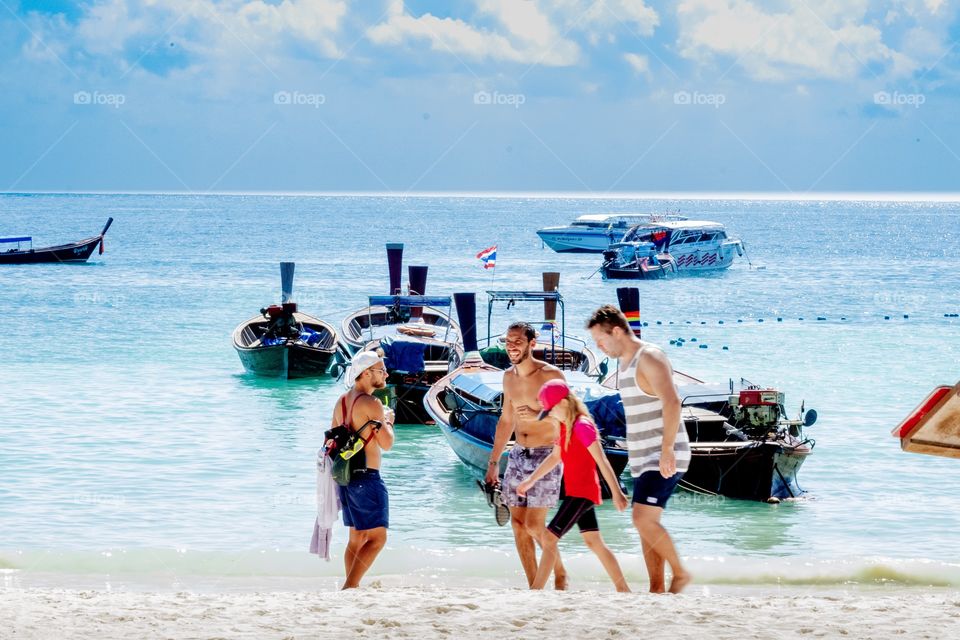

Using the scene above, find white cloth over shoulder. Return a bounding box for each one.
[309,449,340,560]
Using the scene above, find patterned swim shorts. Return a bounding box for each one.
[501,445,562,509]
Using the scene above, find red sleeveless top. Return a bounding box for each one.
[558,417,601,505]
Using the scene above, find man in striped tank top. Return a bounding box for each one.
[588,305,692,594]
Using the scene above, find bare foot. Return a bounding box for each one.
[554,573,569,591]
[668,572,691,594]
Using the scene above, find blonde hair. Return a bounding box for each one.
[554,393,599,448]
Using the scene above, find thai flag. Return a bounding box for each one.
[476,245,497,270]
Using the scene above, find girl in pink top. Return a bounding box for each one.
[518,380,630,592]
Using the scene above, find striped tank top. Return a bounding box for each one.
[618,345,691,477]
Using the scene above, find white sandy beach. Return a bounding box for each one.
[4,585,959,639]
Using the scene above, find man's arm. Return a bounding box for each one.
[359,396,395,451]
[586,440,629,511]
[486,374,515,483]
[638,348,682,478]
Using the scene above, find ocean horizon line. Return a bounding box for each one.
[4,190,960,202]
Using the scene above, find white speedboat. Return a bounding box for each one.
[537,213,687,253]
[603,220,743,277]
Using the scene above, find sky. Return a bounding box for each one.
[2,0,959,193]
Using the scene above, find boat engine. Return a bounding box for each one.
[729,388,784,430]
[261,302,300,340]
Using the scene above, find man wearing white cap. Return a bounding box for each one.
[333,350,395,589]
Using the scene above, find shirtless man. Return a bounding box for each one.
[332,350,396,589]
[485,322,568,589]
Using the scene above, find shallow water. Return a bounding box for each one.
[1,194,958,587]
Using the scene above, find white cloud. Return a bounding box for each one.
[623,52,650,78]
[676,0,912,80]
[367,0,580,66]
[33,0,348,75]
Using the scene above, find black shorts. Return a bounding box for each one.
[547,497,599,539]
[632,470,682,509]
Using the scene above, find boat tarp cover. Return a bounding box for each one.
[381,336,426,374]
[585,394,626,439]
[0,236,31,244]
[451,372,503,405]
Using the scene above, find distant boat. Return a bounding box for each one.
[537,213,688,253]
[0,218,113,265]
[232,262,345,379]
[340,243,462,424]
[601,220,743,279]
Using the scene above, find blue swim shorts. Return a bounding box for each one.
[338,469,389,530]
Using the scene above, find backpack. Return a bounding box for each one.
[325,394,381,487]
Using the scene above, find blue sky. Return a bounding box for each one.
[2,0,959,192]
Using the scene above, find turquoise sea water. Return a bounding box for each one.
[1,194,959,589]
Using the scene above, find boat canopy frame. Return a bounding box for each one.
[365,294,455,345]
[0,236,32,251]
[484,290,566,357]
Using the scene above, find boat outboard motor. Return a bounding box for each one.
[261,303,300,340]
[730,388,784,430]
[262,262,301,341]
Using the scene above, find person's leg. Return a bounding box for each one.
[581,531,630,593]
[509,506,539,586]
[640,538,666,593]
[343,526,387,588]
[632,504,690,593]
[575,504,631,594]
[342,528,365,589]
[531,531,560,590]
[523,506,567,590]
